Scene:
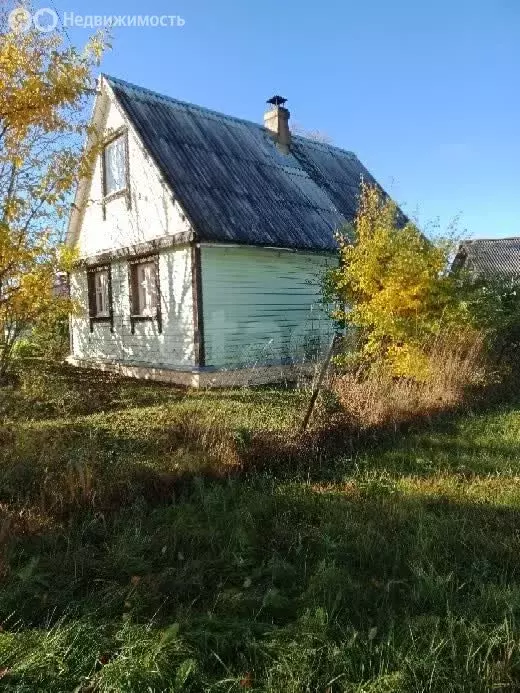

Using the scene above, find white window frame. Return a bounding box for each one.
[94,269,110,317]
[103,133,127,198]
[132,261,157,317]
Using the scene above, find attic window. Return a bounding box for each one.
[102,131,128,198]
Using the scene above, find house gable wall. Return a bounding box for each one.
[76,87,192,259]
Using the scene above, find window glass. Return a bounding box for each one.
[103,135,126,196]
[94,270,109,316]
[133,262,157,316]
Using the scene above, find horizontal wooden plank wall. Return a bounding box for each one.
[201,246,336,369]
[70,247,195,369]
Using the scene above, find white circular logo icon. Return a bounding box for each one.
[33,7,58,33]
[8,7,32,33]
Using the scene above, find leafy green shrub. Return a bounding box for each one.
[457,277,520,364]
[11,315,70,363]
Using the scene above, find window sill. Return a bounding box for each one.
[103,188,128,204]
[102,188,131,219]
[130,314,161,335]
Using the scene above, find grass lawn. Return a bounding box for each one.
[1,363,520,691]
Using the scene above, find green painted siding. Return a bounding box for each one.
[201,246,336,369]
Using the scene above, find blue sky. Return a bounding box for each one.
[37,0,520,239]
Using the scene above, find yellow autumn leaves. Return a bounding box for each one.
[328,184,473,380]
[0,5,106,377]
[0,23,103,143]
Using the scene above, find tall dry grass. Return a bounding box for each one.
[332,329,492,429]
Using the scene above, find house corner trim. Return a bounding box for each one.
[191,243,205,368]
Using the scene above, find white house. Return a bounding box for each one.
[66,76,382,387]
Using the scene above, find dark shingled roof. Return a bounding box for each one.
[457,238,520,278]
[106,75,382,251]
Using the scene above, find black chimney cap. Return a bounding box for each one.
[267,95,287,107]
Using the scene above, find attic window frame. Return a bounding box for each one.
[87,264,114,333]
[128,254,162,335]
[101,127,131,219]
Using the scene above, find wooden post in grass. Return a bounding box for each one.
[300,333,340,433]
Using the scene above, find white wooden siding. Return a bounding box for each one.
[70,247,195,368]
[78,94,191,258]
[201,246,335,369]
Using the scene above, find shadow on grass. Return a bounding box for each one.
[3,370,520,688]
[3,481,520,690]
[3,385,520,517]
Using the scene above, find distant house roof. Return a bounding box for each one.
[456,238,520,278]
[105,75,385,252]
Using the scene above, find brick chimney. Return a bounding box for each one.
[264,95,290,152]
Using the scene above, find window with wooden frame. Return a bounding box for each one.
[87,265,114,332]
[101,129,131,217]
[128,256,162,334]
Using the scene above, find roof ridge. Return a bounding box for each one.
[464,236,520,243]
[103,74,357,159]
[104,74,266,130]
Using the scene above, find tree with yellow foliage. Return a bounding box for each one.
[0,5,105,380]
[326,183,470,380]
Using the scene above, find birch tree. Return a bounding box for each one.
[0,4,105,379]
